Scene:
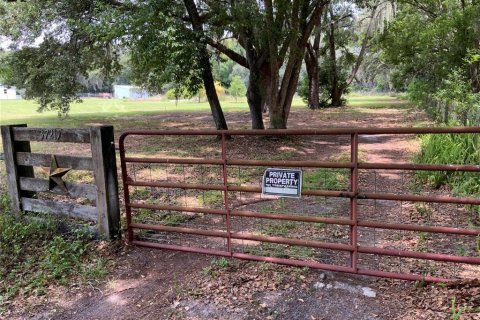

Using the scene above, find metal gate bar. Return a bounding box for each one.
[119,127,480,282]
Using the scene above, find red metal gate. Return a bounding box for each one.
[119,127,480,282]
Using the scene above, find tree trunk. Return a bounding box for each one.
[260,63,272,114]
[328,17,343,107]
[346,6,376,87]
[203,70,228,130]
[207,0,325,129]
[309,65,320,109]
[268,44,304,129]
[331,87,343,107]
[183,0,228,130]
[267,1,324,128]
[304,44,320,109]
[304,15,322,110]
[269,110,287,129]
[246,47,265,130]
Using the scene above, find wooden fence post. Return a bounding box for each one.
[90,125,121,239]
[1,124,35,212]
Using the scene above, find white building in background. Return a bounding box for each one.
[0,84,21,99]
[113,85,151,99]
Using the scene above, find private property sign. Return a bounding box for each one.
[262,168,303,198]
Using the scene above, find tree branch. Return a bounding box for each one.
[300,0,328,46]
[402,0,438,18]
[347,6,377,86]
[207,39,249,68]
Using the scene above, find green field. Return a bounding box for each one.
[0,94,404,128]
[0,97,250,127]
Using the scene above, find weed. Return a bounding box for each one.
[274,272,285,285]
[0,207,108,303]
[233,167,264,185]
[248,243,289,258]
[292,266,310,279]
[201,257,231,276]
[144,144,164,154]
[160,213,189,226]
[335,153,351,163]
[451,297,467,320]
[80,258,108,281]
[393,233,403,241]
[235,169,253,185]
[414,203,433,219]
[466,218,477,229]
[136,208,154,221]
[418,231,429,242]
[201,266,215,276]
[261,204,274,212]
[416,232,430,252]
[212,257,231,269]
[248,242,315,259]
[409,180,422,194]
[170,165,185,175]
[436,282,447,288]
[40,235,88,284]
[172,273,185,296]
[258,201,282,213]
[131,187,151,200]
[0,192,11,214]
[64,170,94,184]
[456,245,467,257]
[200,190,224,206]
[336,150,366,164]
[303,169,349,191]
[414,278,426,288]
[314,222,325,229]
[271,151,296,161]
[134,209,189,226]
[259,262,274,271]
[261,223,296,237]
[275,198,287,211]
[288,246,316,258]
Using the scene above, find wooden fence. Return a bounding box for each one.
[1,124,120,239]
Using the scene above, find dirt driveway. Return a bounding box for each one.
[12,99,480,320]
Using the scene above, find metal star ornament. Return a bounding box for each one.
[42,155,72,193]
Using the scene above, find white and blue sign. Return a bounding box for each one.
[262,168,303,198]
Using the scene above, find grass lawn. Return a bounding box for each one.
[0,94,404,128]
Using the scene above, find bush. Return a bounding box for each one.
[409,68,480,126]
[227,76,246,101]
[434,69,480,126]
